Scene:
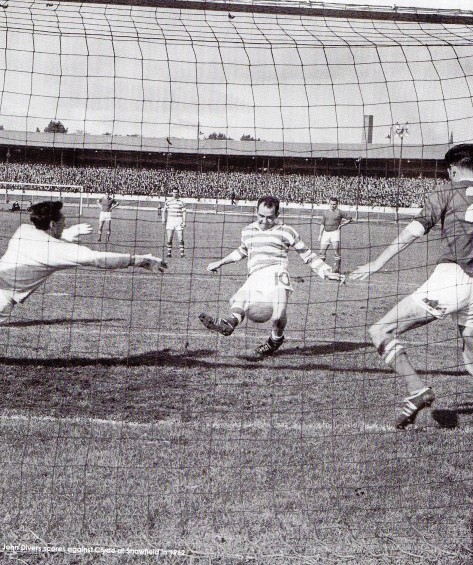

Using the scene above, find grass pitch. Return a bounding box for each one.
[0,204,471,563]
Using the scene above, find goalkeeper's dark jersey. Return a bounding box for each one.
[415,180,473,276]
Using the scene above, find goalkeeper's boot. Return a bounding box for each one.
[255,336,284,357]
[395,387,435,429]
[199,313,235,336]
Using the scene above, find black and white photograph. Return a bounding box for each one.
[0,0,471,562]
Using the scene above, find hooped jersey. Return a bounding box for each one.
[415,180,473,276]
[163,198,186,224]
[234,220,319,276]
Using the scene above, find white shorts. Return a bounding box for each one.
[320,230,340,246]
[0,289,16,324]
[412,263,473,327]
[99,211,112,222]
[230,265,293,309]
[166,220,184,232]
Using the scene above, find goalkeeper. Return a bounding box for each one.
[0,200,166,323]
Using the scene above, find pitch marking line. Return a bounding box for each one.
[0,326,461,350]
[51,270,422,288]
[1,412,471,434]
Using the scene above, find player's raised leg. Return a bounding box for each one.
[369,294,436,429]
[199,288,247,336]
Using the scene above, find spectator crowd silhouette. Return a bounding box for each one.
[0,162,446,207]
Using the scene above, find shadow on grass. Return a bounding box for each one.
[282,341,371,355]
[0,339,468,376]
[4,317,124,327]
[432,403,473,429]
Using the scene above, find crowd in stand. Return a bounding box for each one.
[0,162,446,207]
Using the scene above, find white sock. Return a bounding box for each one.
[271,331,283,342]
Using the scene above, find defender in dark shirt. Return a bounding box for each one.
[318,197,352,273]
[351,144,473,429]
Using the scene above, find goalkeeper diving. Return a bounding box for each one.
[199,195,344,357]
[0,200,166,323]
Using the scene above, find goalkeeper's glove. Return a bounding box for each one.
[61,223,93,242]
[132,253,168,273]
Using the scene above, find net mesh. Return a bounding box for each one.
[0,0,471,562]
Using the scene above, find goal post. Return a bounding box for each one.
[0,181,84,214]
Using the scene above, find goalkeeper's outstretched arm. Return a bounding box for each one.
[63,245,167,273]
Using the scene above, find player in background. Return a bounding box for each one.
[0,201,166,323]
[351,144,473,429]
[162,189,187,258]
[97,192,119,243]
[199,195,345,357]
[318,197,352,273]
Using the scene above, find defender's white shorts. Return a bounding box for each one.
[0,289,16,324]
[412,263,473,327]
[99,211,112,222]
[320,229,340,246]
[230,265,293,309]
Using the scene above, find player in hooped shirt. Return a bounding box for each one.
[162,189,187,258]
[351,144,473,428]
[199,195,344,357]
[318,197,352,273]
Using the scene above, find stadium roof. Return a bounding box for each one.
[66,0,473,25]
[0,131,450,161]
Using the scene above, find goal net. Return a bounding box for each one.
[0,0,471,561]
[0,181,83,210]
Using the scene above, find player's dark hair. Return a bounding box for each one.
[30,200,63,231]
[330,197,339,203]
[445,144,473,171]
[257,195,280,215]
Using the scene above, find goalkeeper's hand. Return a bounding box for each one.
[61,223,93,242]
[133,254,168,273]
